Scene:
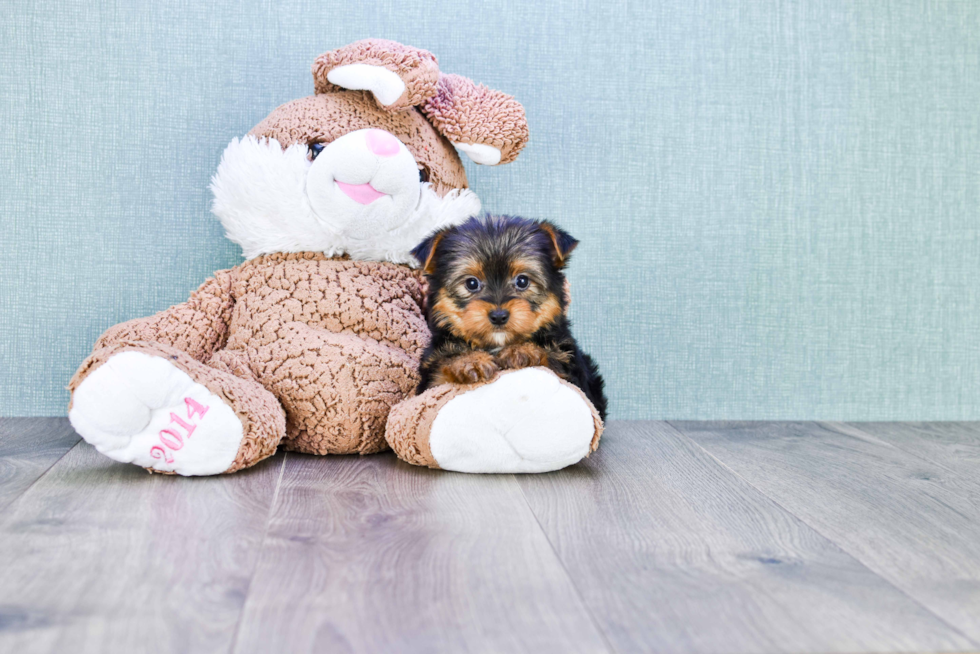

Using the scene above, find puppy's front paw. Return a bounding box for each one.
[437,351,499,385]
[496,343,550,370]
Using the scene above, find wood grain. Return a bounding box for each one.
[0,442,285,654]
[0,418,79,513]
[517,422,973,654]
[673,421,980,646]
[840,421,980,478]
[232,451,611,654]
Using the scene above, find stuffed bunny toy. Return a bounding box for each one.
[68,39,602,475]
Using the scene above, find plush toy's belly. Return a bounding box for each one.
[224,252,429,357]
[215,253,429,455]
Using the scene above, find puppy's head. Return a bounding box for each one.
[412,215,578,347]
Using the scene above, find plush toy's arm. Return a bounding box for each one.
[312,39,440,112]
[421,74,529,165]
[93,270,236,363]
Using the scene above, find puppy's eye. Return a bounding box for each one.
[418,166,430,183]
[309,142,325,160]
[515,275,530,290]
[464,277,482,292]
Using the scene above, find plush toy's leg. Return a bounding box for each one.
[69,343,285,476]
[385,367,603,473]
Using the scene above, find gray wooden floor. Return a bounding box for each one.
[1,419,979,654]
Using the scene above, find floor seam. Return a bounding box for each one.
[513,476,619,654]
[665,420,980,651]
[227,451,289,654]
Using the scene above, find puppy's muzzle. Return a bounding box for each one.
[488,309,510,326]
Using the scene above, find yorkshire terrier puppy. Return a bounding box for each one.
[411,215,607,419]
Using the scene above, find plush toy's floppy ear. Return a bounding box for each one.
[312,39,440,112]
[539,222,579,268]
[411,231,446,275]
[422,74,529,165]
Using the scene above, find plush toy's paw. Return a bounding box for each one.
[386,368,603,473]
[436,351,499,385]
[69,351,253,475]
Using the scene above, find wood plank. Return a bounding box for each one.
[517,422,973,654]
[232,451,611,654]
[673,421,980,646]
[0,418,79,513]
[840,421,980,478]
[0,442,284,654]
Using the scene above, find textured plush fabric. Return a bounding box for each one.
[74,254,428,457]
[422,74,529,165]
[386,367,603,470]
[250,92,469,196]
[385,383,455,468]
[4,1,980,420]
[313,39,440,111]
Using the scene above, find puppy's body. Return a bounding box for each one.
[412,215,607,420]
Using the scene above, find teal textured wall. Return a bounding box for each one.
[2,0,979,419]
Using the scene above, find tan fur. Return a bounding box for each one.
[531,295,563,332]
[458,299,499,347]
[539,223,578,267]
[433,350,499,385]
[496,342,550,369]
[502,298,537,341]
[509,258,546,281]
[418,232,446,274]
[431,290,465,334]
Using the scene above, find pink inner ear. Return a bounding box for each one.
[366,129,400,157]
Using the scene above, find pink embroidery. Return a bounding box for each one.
[150,446,174,464]
[185,397,209,420]
[158,428,184,450]
[148,396,212,465]
[169,412,196,439]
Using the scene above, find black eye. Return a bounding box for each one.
[515,275,530,290]
[465,277,481,292]
[418,166,430,183]
[309,142,325,160]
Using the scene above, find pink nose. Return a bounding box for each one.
[366,129,401,157]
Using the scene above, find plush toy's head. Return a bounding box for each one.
[210,39,529,265]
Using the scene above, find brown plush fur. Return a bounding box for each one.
[313,39,440,110]
[72,254,428,460]
[250,92,468,196]
[422,74,530,165]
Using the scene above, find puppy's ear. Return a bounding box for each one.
[539,222,579,268]
[411,231,446,275]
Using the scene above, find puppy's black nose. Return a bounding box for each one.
[488,309,510,326]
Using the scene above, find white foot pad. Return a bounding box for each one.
[429,368,596,473]
[69,352,244,476]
